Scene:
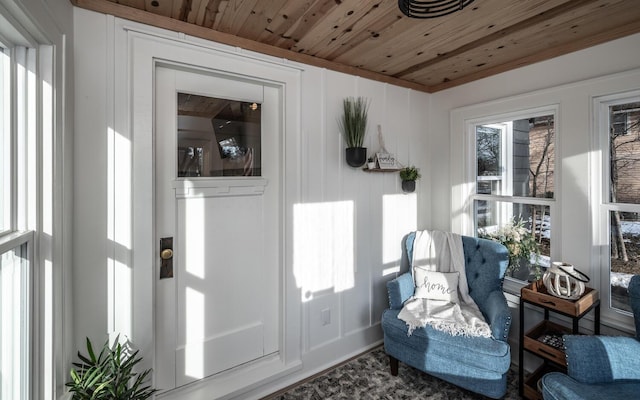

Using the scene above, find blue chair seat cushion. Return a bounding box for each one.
[382,308,511,374]
[541,372,640,400]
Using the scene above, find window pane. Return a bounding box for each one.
[177,93,261,177]
[609,102,640,204]
[608,100,640,314]
[0,243,29,400]
[476,125,502,178]
[476,125,503,195]
[475,115,555,198]
[609,211,639,313]
[475,200,550,281]
[0,47,10,233]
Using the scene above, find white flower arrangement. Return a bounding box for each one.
[479,217,542,279]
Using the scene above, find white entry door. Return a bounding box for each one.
[154,65,281,390]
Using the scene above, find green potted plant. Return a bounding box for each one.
[339,96,369,167]
[478,217,542,280]
[66,336,156,400]
[399,165,421,192]
[367,156,376,170]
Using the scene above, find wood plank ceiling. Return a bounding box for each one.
[71,0,640,93]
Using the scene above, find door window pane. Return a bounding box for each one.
[177,93,261,177]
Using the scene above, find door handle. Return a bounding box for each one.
[161,248,173,260]
[160,237,174,279]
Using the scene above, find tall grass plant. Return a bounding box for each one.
[339,97,369,148]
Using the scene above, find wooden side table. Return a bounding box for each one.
[518,281,600,400]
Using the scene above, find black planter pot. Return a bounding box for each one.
[345,147,367,167]
[401,180,416,193]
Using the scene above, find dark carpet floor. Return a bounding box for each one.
[264,347,522,400]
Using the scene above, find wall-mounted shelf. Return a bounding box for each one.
[362,168,401,172]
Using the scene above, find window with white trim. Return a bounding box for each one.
[469,108,556,284]
[596,92,640,320]
[0,34,48,399]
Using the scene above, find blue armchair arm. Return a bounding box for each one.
[564,335,640,384]
[480,290,512,341]
[386,272,414,310]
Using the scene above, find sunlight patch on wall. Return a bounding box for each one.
[107,127,134,341]
[107,257,115,334]
[184,287,204,379]
[107,256,133,340]
[114,131,131,248]
[293,201,355,301]
[107,126,132,248]
[114,259,132,339]
[382,193,417,274]
[108,128,114,242]
[107,127,133,247]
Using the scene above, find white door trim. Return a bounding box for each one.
[120,24,302,399]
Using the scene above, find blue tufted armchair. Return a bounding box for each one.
[540,275,640,400]
[381,232,512,399]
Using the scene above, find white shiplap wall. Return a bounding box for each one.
[299,67,429,352]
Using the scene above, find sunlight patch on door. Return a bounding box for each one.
[293,201,355,301]
[183,197,205,279]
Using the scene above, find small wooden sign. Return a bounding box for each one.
[376,152,397,169]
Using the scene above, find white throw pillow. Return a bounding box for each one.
[413,269,460,302]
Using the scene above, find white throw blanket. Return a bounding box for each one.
[398,231,492,338]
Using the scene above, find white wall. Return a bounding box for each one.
[73,7,429,399]
[295,59,430,377]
